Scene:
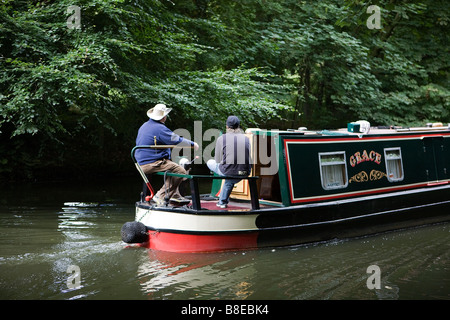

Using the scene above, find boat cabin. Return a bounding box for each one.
[211,123,450,208]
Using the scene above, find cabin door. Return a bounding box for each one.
[422,136,447,183]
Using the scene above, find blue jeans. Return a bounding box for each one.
[207,159,241,205]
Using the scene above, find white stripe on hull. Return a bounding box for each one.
[136,207,259,232]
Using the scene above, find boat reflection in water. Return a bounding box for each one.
[136,249,258,299]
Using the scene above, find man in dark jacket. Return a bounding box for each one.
[135,104,199,205]
[207,116,251,208]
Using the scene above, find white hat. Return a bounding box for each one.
[147,104,172,120]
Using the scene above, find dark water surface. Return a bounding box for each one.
[0,177,449,300]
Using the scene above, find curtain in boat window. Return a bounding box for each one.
[385,148,404,182]
[319,153,348,190]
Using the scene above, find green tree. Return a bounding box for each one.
[1,0,448,181]
[0,0,292,180]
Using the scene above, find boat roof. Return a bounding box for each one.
[246,122,450,137]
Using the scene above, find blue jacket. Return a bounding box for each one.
[135,119,194,165]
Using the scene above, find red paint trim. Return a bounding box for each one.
[145,231,259,253]
[427,181,449,186]
[284,142,295,204]
[289,183,433,204]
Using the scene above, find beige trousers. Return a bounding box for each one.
[140,159,187,200]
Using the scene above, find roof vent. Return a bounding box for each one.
[348,120,371,134]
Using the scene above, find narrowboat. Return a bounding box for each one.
[121,122,450,252]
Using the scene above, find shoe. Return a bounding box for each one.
[216,202,227,209]
[170,196,190,205]
[170,195,189,202]
[152,196,164,206]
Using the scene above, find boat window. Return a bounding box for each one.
[384,148,404,182]
[319,152,348,190]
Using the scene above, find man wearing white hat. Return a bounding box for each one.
[135,104,199,205]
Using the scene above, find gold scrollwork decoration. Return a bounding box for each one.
[369,170,387,181]
[349,171,368,183]
[349,170,388,183]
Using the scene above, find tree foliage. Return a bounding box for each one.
[0,0,448,180]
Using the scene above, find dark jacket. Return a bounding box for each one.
[215,132,251,176]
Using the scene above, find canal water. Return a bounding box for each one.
[0,176,449,300]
